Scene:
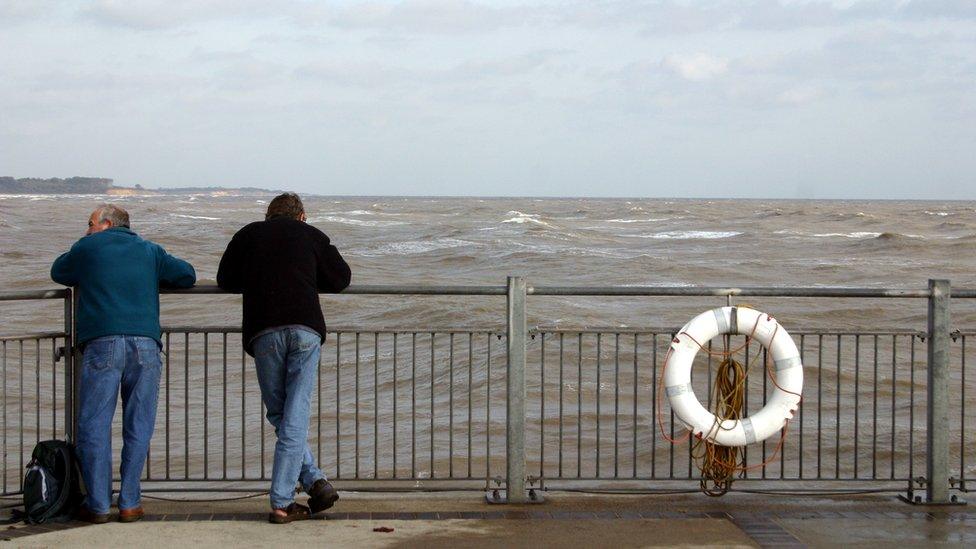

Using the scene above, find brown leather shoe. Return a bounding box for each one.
[119,506,144,523]
[77,506,111,524]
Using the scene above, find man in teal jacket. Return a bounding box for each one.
[51,204,195,523]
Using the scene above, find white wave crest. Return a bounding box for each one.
[501,211,554,228]
[170,213,221,220]
[355,238,473,256]
[606,218,672,223]
[634,230,741,240]
[810,232,882,238]
[308,215,407,227]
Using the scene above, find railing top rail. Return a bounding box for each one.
[0,289,68,301]
[0,331,66,342]
[528,286,936,298]
[162,284,509,296]
[6,283,976,301]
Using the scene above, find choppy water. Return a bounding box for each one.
[3,194,976,330]
[1,194,974,489]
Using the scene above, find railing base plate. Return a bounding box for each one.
[485,489,546,504]
[897,494,967,506]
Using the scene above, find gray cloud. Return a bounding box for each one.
[1,1,974,198]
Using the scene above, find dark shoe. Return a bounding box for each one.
[76,506,111,524]
[269,503,311,524]
[119,506,144,523]
[307,479,339,514]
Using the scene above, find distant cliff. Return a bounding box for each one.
[0,176,113,194]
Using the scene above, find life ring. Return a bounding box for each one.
[663,306,802,447]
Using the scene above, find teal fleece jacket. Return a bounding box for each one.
[51,227,196,346]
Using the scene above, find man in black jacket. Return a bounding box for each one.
[217,193,351,523]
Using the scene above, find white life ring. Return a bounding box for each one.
[663,306,802,447]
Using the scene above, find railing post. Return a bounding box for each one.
[926,279,951,503]
[506,276,527,503]
[63,288,75,443]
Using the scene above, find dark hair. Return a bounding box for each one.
[265,193,304,220]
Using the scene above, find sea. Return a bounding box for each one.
[1,193,974,489]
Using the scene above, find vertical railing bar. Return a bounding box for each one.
[632,333,638,479]
[559,332,564,479]
[670,331,676,479]
[742,337,749,476]
[165,333,171,480]
[61,291,71,446]
[393,333,399,479]
[960,335,966,489]
[374,332,379,480]
[854,335,860,478]
[891,335,897,480]
[651,333,657,478]
[430,332,435,479]
[184,332,189,479]
[2,340,7,491]
[486,333,492,481]
[835,335,841,479]
[540,332,545,479]
[336,332,341,479]
[35,339,40,446]
[614,332,620,479]
[467,333,473,479]
[577,333,582,479]
[240,339,245,479]
[316,336,323,468]
[204,332,209,479]
[596,333,601,479]
[872,334,879,479]
[776,342,785,479]
[355,332,360,479]
[817,334,822,479]
[909,335,916,483]
[52,338,57,438]
[19,340,24,484]
[449,332,454,479]
[799,334,806,478]
[411,332,416,479]
[761,346,768,479]
[34,339,40,446]
[222,333,227,480]
[687,342,694,478]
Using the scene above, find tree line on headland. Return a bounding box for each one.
[0,176,113,194]
[0,176,277,195]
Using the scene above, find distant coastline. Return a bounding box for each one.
[0,176,277,196]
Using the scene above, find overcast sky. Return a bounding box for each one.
[1,1,974,198]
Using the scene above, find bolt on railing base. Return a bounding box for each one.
[485,488,546,505]
[897,493,966,506]
[485,476,546,504]
[899,478,966,505]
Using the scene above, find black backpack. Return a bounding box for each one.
[19,440,82,524]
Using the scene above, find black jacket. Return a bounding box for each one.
[216,217,351,355]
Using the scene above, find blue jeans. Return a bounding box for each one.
[76,335,161,514]
[252,327,326,509]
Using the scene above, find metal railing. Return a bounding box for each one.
[0,279,972,504]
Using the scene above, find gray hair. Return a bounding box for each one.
[94,204,130,228]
